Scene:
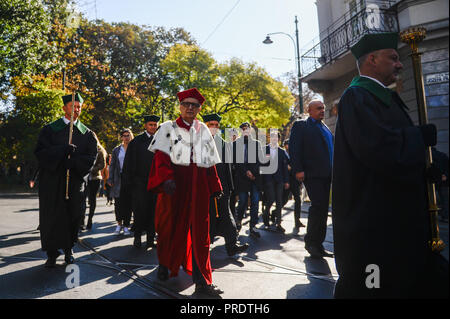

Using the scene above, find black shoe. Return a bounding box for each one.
[157,265,169,281]
[146,236,156,249]
[86,218,92,230]
[44,251,60,268]
[226,243,249,256]
[275,224,285,233]
[270,214,276,225]
[305,245,324,259]
[64,250,74,264]
[195,283,224,296]
[250,227,260,238]
[320,246,334,258]
[133,236,142,248]
[296,221,306,227]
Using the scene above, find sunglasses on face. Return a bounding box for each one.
[180,101,201,109]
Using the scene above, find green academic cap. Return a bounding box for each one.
[62,93,84,105]
[350,32,398,59]
[202,113,222,123]
[143,114,160,122]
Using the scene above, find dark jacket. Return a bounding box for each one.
[432,147,449,187]
[214,134,234,194]
[232,135,265,192]
[262,144,289,185]
[121,132,155,188]
[289,117,333,180]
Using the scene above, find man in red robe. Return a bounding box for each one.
[147,88,224,296]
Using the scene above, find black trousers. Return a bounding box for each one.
[209,193,238,250]
[263,181,284,225]
[303,178,330,249]
[114,186,132,227]
[85,179,100,221]
[132,184,157,237]
[283,180,303,227]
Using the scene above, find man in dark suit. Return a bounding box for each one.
[262,131,290,233]
[282,139,305,234]
[289,100,333,258]
[233,122,266,238]
[121,114,160,249]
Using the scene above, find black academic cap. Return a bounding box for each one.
[350,32,398,59]
[62,93,84,105]
[143,115,160,123]
[239,122,251,129]
[202,113,222,123]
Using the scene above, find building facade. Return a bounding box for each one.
[301,0,449,154]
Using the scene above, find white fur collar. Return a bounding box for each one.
[148,119,221,168]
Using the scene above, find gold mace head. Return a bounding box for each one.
[400,27,427,51]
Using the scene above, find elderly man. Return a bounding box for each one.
[122,115,160,249]
[289,100,334,259]
[147,88,224,297]
[34,93,98,267]
[332,32,448,298]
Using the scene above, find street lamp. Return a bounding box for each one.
[263,16,304,115]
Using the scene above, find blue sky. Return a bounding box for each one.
[76,0,320,80]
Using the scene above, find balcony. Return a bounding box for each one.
[301,2,399,82]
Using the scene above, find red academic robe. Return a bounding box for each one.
[147,117,222,285]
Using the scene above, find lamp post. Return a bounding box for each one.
[263,16,304,115]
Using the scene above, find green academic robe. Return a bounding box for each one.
[332,76,448,298]
[34,118,97,252]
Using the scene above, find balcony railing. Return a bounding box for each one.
[301,3,398,78]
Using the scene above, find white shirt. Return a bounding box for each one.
[62,117,78,125]
[360,75,388,88]
[269,144,278,159]
[145,131,153,138]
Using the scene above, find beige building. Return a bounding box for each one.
[301,0,449,154]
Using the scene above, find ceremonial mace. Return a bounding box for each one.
[400,27,445,252]
[65,92,75,200]
[64,12,81,200]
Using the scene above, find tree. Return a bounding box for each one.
[63,20,194,151]
[0,0,71,95]
[161,45,294,129]
[0,78,65,184]
[278,70,320,140]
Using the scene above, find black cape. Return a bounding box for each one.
[34,118,97,251]
[332,77,448,298]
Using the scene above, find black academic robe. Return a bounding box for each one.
[332,76,448,298]
[34,118,97,252]
[209,134,237,243]
[121,132,157,235]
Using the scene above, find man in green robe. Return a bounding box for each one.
[34,93,98,267]
[332,32,448,298]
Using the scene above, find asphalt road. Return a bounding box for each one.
[0,193,447,301]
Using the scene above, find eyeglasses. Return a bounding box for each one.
[122,134,131,138]
[180,101,201,108]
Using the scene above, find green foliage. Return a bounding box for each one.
[161,45,294,129]
[0,4,300,185]
[0,0,67,93]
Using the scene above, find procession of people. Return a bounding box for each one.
[33,32,449,299]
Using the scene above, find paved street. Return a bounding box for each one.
[0,193,448,300]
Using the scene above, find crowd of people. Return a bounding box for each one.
[33,32,449,298]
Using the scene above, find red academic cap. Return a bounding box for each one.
[177,88,205,105]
